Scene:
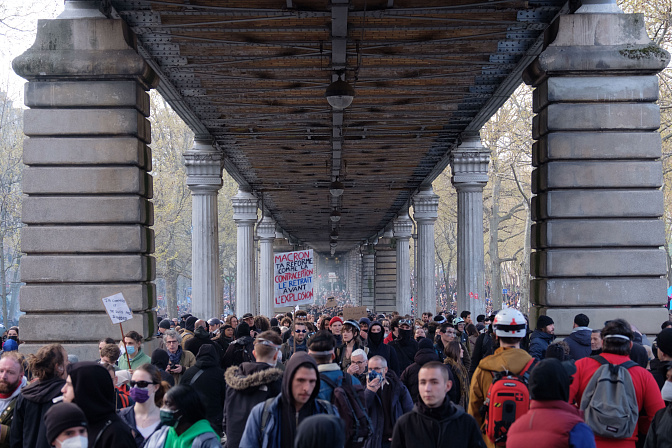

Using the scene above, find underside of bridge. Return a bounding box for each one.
[108,0,567,254]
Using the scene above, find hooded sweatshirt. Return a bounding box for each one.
[389,328,419,373]
[400,340,439,403]
[367,321,401,375]
[69,362,136,448]
[9,376,64,448]
[223,322,255,369]
[563,327,592,361]
[184,325,225,365]
[181,345,226,435]
[294,415,345,448]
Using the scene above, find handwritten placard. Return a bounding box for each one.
[342,306,368,322]
[102,293,133,324]
[325,298,337,308]
[274,249,314,308]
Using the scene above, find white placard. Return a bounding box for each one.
[274,249,314,308]
[102,293,134,324]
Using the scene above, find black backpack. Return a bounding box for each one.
[320,373,373,448]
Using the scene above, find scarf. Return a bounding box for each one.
[444,357,469,408]
[168,345,183,365]
[165,419,217,448]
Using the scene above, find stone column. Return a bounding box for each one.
[12,1,158,359]
[413,187,439,317]
[361,244,376,309]
[523,0,670,334]
[394,210,413,316]
[232,189,258,317]
[374,231,397,314]
[451,135,489,317]
[257,213,276,318]
[183,141,224,320]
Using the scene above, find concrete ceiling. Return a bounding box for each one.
[108,0,568,255]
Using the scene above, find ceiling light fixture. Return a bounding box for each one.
[325,71,355,110]
[329,179,345,197]
[330,209,341,223]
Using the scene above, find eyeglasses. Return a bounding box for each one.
[165,340,178,344]
[130,380,156,388]
[295,329,307,333]
[353,360,365,365]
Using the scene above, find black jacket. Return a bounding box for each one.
[391,398,485,448]
[181,345,226,436]
[400,347,439,403]
[644,403,672,448]
[389,330,419,374]
[367,322,401,375]
[528,329,555,361]
[184,327,225,366]
[222,325,255,370]
[9,377,65,448]
[564,327,592,361]
[223,361,283,448]
[469,332,496,379]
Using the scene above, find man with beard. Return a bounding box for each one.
[281,321,309,363]
[0,353,26,448]
[184,319,225,365]
[389,319,419,373]
[367,321,401,376]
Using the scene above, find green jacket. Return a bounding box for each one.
[118,349,151,370]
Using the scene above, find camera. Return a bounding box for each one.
[368,370,383,382]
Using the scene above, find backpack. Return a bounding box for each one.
[320,373,373,448]
[482,357,535,446]
[579,355,639,439]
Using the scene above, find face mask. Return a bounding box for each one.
[8,336,16,341]
[129,387,150,404]
[399,329,412,340]
[59,436,88,448]
[126,346,136,355]
[368,330,384,345]
[662,381,672,402]
[159,408,181,427]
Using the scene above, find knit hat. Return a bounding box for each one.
[329,316,343,327]
[44,402,88,444]
[418,338,434,350]
[536,315,554,330]
[185,316,198,332]
[657,328,672,357]
[158,319,171,330]
[2,339,17,352]
[358,317,371,327]
[529,358,576,402]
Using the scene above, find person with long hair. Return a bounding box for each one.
[10,344,67,448]
[119,363,171,447]
[444,340,469,408]
[336,320,367,372]
[225,315,239,330]
[143,385,220,448]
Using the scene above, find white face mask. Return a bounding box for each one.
[59,436,88,448]
[276,350,282,365]
[662,381,672,402]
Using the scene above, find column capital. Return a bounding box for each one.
[183,141,224,193]
[257,214,276,241]
[232,188,258,224]
[393,210,413,240]
[413,187,439,223]
[450,134,490,187]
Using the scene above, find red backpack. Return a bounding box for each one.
[481,358,535,446]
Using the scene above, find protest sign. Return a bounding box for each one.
[274,249,314,308]
[325,298,337,308]
[342,306,368,321]
[102,293,133,324]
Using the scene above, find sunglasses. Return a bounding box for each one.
[295,329,307,333]
[130,380,156,388]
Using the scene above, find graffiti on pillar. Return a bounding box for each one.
[274,249,314,308]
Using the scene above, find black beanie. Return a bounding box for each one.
[185,316,198,332]
[44,403,88,444]
[658,328,672,357]
[158,319,171,330]
[529,358,576,402]
[418,338,434,350]
[236,321,251,339]
[536,315,554,330]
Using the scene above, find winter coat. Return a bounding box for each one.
[142,423,220,448]
[118,406,159,447]
[506,400,596,448]
[238,353,338,448]
[180,345,226,436]
[650,358,669,390]
[400,347,439,403]
[223,336,255,370]
[224,362,283,448]
[469,332,496,379]
[569,353,665,448]
[9,377,65,448]
[184,327,225,366]
[279,336,308,363]
[644,403,672,448]
[389,331,419,374]
[316,363,360,402]
[391,398,485,448]
[564,327,592,361]
[170,349,196,385]
[468,347,533,448]
[365,371,413,448]
[528,329,555,361]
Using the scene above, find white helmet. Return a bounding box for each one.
[493,309,527,338]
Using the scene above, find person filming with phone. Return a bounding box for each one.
[365,355,413,448]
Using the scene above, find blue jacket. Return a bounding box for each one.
[528,330,555,361]
[364,372,413,448]
[317,363,360,402]
[563,327,592,361]
[238,394,337,448]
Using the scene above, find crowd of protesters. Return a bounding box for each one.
[0,302,671,448]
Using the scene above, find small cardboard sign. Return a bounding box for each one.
[325,298,338,308]
[102,293,133,324]
[342,306,368,322]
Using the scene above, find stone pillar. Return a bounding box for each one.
[361,244,376,309]
[374,231,397,314]
[12,1,158,359]
[523,1,670,334]
[183,141,224,320]
[451,135,489,317]
[394,210,413,316]
[232,189,257,316]
[413,187,439,317]
[257,213,276,318]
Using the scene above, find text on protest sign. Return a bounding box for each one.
[274,249,314,308]
[102,293,134,324]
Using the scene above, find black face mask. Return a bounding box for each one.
[399,329,412,341]
[368,329,384,345]
[8,336,16,341]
